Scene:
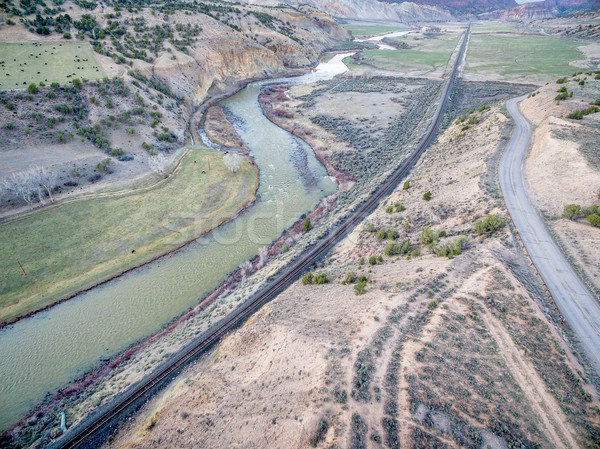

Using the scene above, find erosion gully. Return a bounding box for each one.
[0,53,354,432]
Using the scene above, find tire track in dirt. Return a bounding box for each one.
[480,308,579,449]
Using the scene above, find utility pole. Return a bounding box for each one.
[17,259,27,276]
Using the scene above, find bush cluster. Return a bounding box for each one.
[566,106,599,120]
[474,214,506,235]
[302,271,328,285]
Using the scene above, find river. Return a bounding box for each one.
[0,53,353,432]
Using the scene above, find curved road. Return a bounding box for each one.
[500,96,600,375]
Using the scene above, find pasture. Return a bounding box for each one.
[0,42,105,90]
[344,24,411,37]
[466,34,585,80]
[353,33,460,74]
[0,146,258,324]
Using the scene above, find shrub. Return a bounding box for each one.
[343,271,357,285]
[394,203,406,212]
[567,106,599,120]
[4,123,15,130]
[303,272,327,285]
[376,229,387,240]
[428,300,438,309]
[126,127,136,134]
[96,157,112,172]
[309,420,329,447]
[402,180,410,190]
[63,32,72,39]
[27,83,39,94]
[562,204,581,220]
[384,243,401,256]
[411,248,421,258]
[584,205,600,217]
[400,239,411,255]
[280,244,289,254]
[556,77,568,84]
[423,191,432,201]
[437,236,468,259]
[369,255,382,265]
[303,218,312,232]
[354,280,367,295]
[72,78,82,89]
[365,223,377,233]
[420,226,438,249]
[314,273,328,284]
[302,272,314,285]
[385,205,393,214]
[557,86,567,93]
[588,214,600,227]
[474,214,506,234]
[110,147,125,156]
[388,229,399,240]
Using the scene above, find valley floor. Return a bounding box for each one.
[105,81,600,448]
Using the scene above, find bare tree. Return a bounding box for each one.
[148,154,170,175]
[35,167,58,203]
[223,153,243,173]
[1,167,59,207]
[1,171,36,207]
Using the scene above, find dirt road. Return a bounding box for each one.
[499,95,600,375]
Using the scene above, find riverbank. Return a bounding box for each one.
[0,146,259,327]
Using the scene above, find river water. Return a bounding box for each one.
[0,53,353,432]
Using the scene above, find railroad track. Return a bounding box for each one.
[49,24,471,449]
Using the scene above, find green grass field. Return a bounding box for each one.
[355,34,460,73]
[343,24,411,37]
[471,22,518,34]
[466,34,585,79]
[0,42,105,90]
[0,147,258,324]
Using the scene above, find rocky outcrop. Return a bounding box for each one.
[237,0,454,22]
[130,7,351,105]
[479,2,556,19]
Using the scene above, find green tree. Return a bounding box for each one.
[27,83,39,94]
[72,78,82,89]
[403,180,410,190]
[388,229,399,241]
[423,191,432,201]
[376,229,387,240]
[303,218,312,232]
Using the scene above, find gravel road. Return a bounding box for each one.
[500,95,600,375]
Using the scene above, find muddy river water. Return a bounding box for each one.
[0,53,353,432]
